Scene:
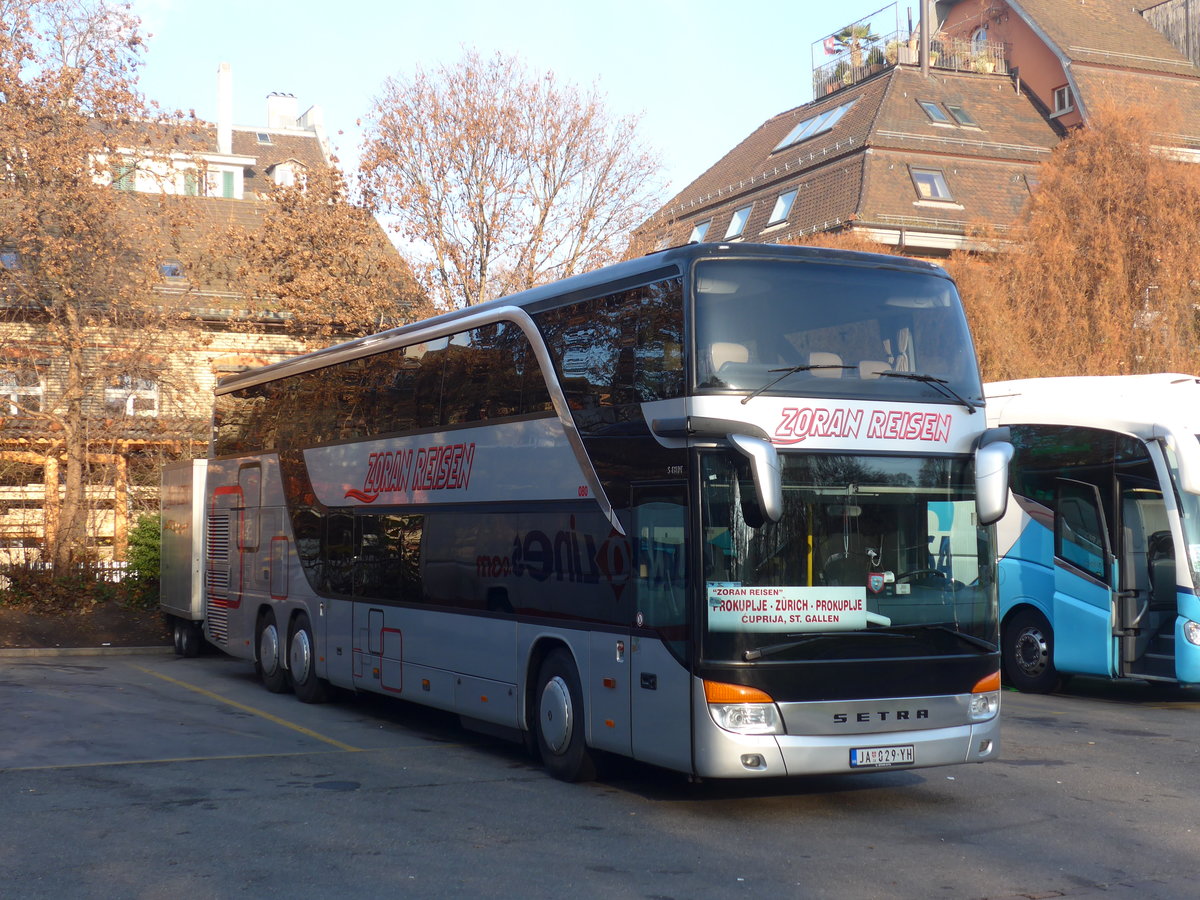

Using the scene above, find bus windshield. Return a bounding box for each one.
[700,451,996,663]
[693,258,982,407]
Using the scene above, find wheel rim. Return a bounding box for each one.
[259,622,280,676]
[539,675,573,754]
[289,626,313,685]
[1014,625,1049,678]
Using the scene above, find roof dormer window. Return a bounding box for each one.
[1053,85,1074,116]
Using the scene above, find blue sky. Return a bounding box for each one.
[131,0,886,197]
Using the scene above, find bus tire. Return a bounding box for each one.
[255,611,290,694]
[1003,608,1058,693]
[288,612,331,704]
[173,618,202,658]
[534,649,596,782]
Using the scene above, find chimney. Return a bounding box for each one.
[266,92,299,129]
[216,62,232,154]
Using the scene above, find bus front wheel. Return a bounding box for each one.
[255,611,290,694]
[534,649,596,782]
[288,612,331,704]
[1003,608,1058,693]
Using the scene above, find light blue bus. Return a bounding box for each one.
[986,374,1200,691]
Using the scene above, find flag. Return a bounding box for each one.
[823,36,838,55]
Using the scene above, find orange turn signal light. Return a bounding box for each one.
[703,680,774,704]
[972,670,1001,693]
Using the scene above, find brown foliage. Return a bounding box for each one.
[948,102,1200,380]
[224,165,433,343]
[360,49,664,308]
[0,1,201,566]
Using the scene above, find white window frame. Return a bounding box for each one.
[724,205,752,239]
[768,189,799,225]
[773,99,856,152]
[688,219,711,243]
[910,167,953,201]
[918,100,953,124]
[105,375,159,417]
[0,370,42,415]
[1053,85,1074,115]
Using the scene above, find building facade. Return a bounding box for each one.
[0,66,412,563]
[638,0,1200,254]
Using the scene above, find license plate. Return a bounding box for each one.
[850,744,915,768]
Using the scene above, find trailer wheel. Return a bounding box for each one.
[1003,608,1059,693]
[173,619,202,658]
[288,612,331,704]
[534,649,596,782]
[255,611,289,693]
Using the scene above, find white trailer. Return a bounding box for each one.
[160,459,207,656]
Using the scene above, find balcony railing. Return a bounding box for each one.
[812,30,1010,97]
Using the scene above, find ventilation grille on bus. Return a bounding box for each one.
[206,513,231,644]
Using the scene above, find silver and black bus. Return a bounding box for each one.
[188,242,1010,781]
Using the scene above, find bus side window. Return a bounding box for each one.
[632,490,688,634]
[1055,479,1109,581]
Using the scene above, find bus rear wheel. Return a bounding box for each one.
[172,618,202,658]
[1004,608,1058,693]
[255,611,290,693]
[534,649,596,782]
[288,612,331,704]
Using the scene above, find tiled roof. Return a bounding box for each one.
[1070,65,1200,146]
[1012,0,1195,75]
[641,63,1058,249]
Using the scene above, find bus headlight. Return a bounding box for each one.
[968,691,1000,722]
[704,680,784,735]
[1184,620,1200,647]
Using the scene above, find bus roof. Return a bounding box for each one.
[217,242,949,394]
[985,374,1200,438]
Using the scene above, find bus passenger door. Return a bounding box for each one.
[1116,478,1175,680]
[1052,478,1117,677]
[628,486,693,771]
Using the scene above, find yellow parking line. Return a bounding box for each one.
[1,749,356,774]
[134,665,362,752]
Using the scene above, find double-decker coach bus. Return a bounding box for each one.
[192,242,1011,781]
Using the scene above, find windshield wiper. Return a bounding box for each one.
[919,624,997,652]
[740,364,857,405]
[877,371,977,414]
[743,630,915,661]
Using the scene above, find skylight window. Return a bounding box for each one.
[918,100,953,124]
[945,104,979,127]
[910,167,953,201]
[724,205,752,239]
[768,189,799,224]
[773,99,856,152]
[688,220,711,243]
[256,132,273,144]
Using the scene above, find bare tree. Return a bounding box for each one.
[360,49,663,309]
[0,0,200,567]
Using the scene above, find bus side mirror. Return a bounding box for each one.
[975,438,1013,526]
[728,433,783,524]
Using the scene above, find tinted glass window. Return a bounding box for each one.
[693,258,981,407]
[214,322,554,456]
[535,278,684,421]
